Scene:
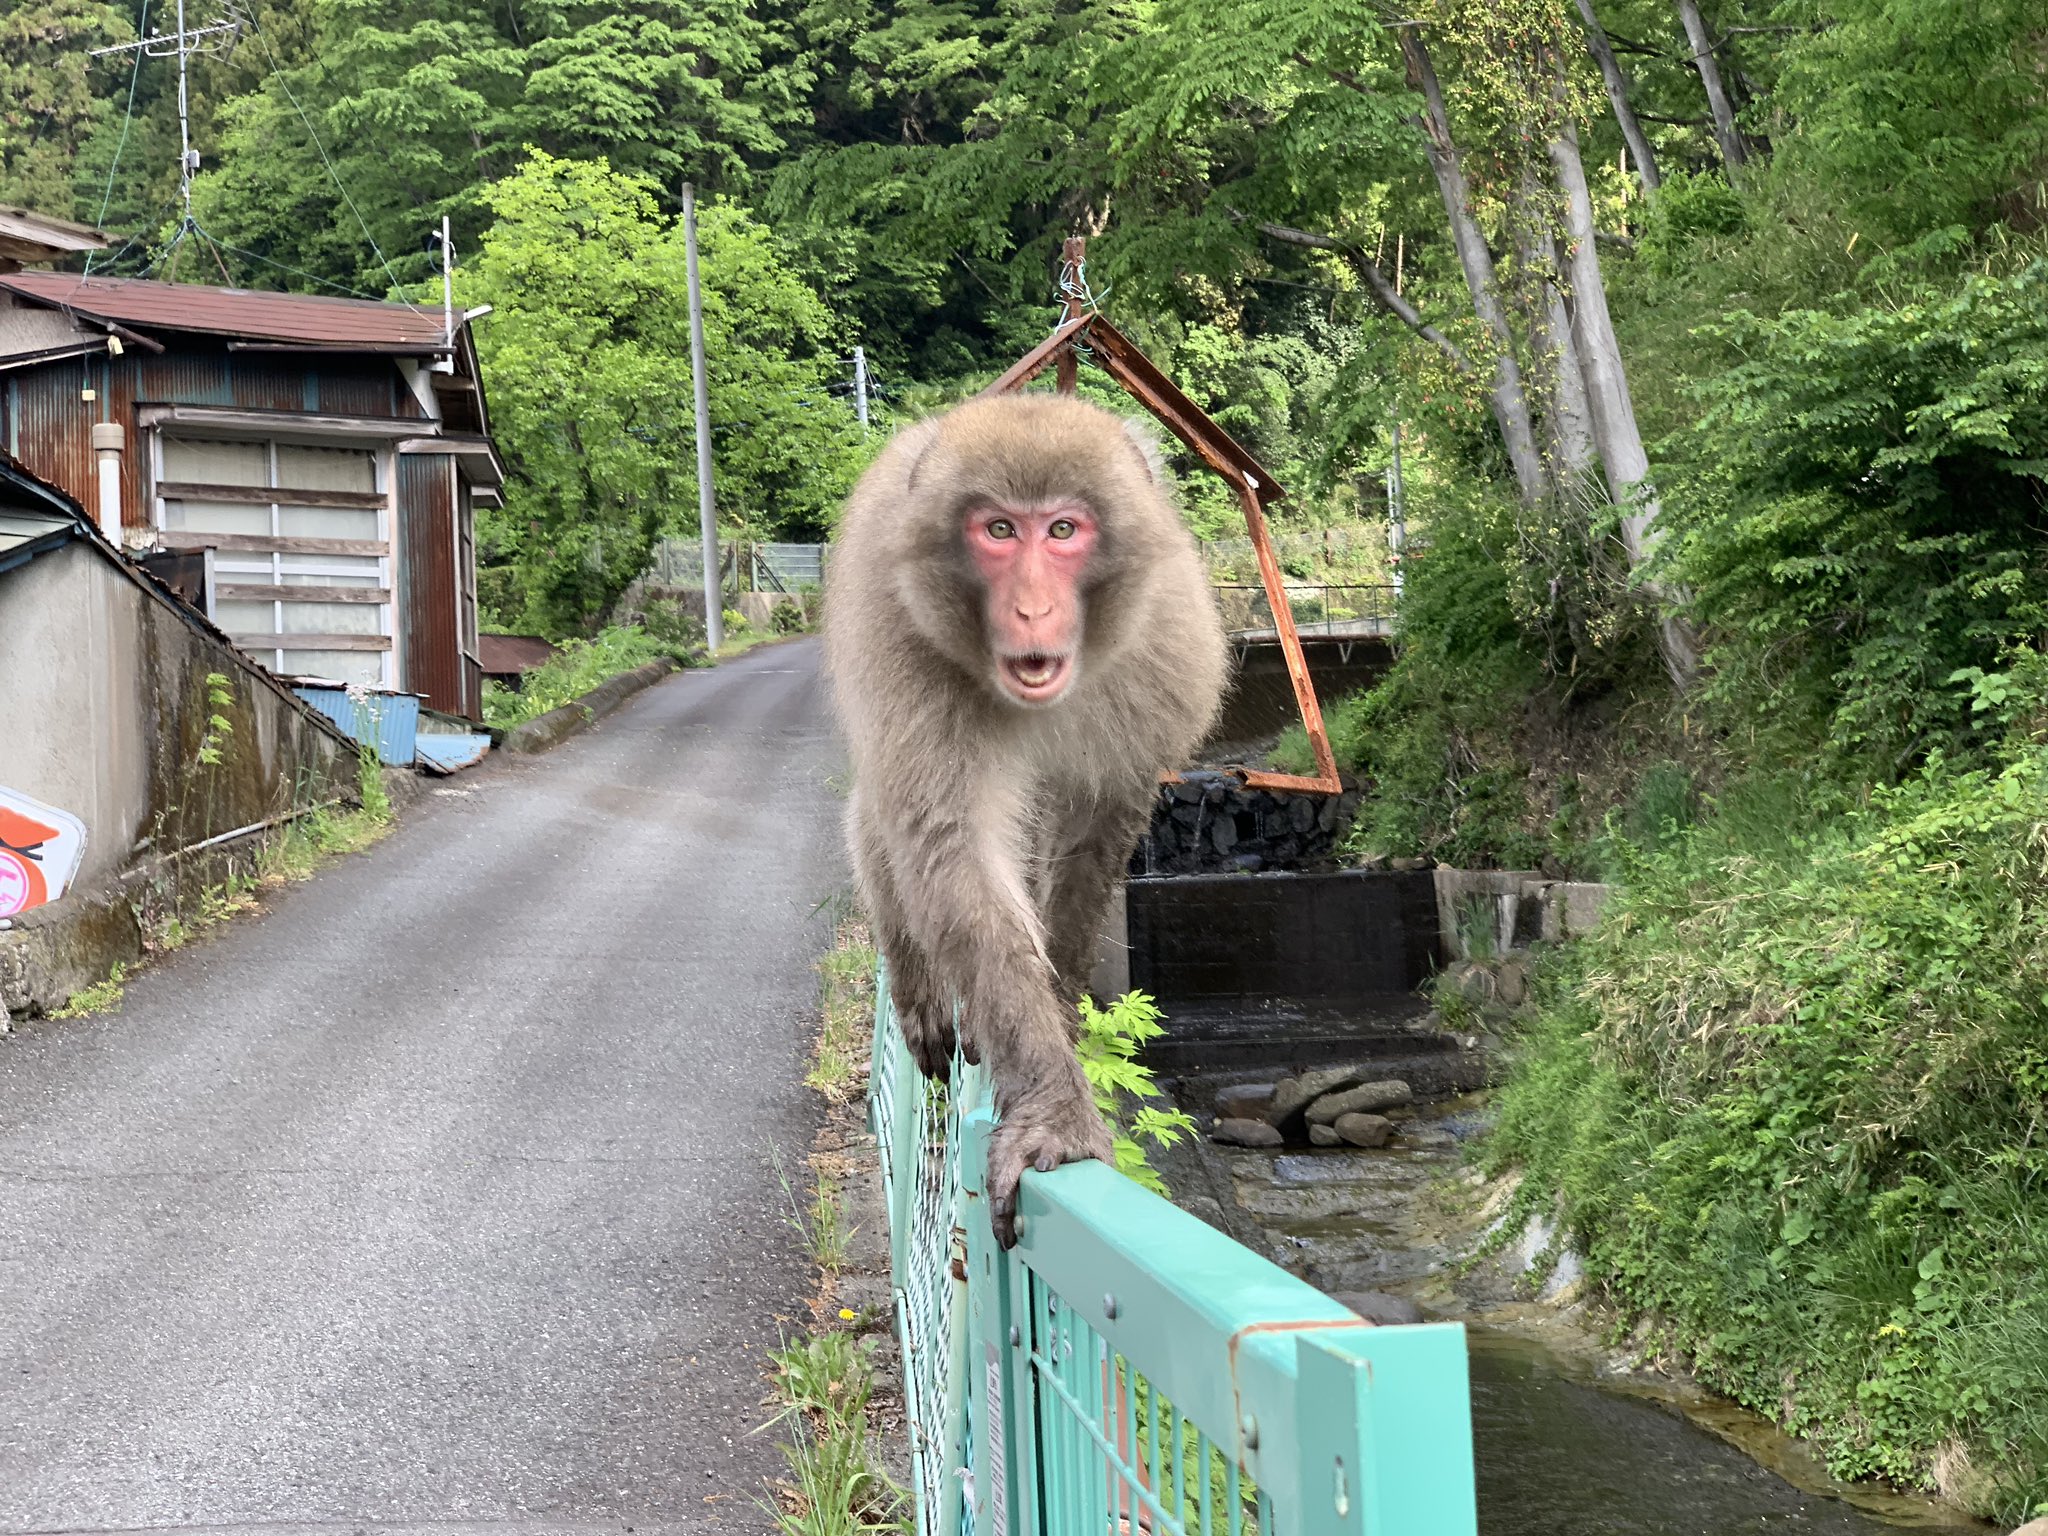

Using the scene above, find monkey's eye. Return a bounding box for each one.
[986,518,1017,540]
[1048,518,1077,540]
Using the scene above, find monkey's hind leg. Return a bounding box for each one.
[853,792,965,1080]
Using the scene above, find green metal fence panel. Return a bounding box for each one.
[871,966,1478,1536]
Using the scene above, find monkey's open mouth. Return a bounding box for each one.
[1001,652,1070,701]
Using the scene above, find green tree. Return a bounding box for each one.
[0,0,126,215]
[1767,0,2048,253]
[192,0,807,296]
[462,150,863,634]
[1664,263,2048,769]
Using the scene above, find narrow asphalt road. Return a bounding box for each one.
[0,639,847,1535]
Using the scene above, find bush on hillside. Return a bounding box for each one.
[1490,748,2048,1521]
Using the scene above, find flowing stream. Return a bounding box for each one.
[1153,1090,1982,1536]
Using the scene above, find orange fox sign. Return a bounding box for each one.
[0,789,87,918]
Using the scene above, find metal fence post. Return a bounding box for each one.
[962,1106,1034,1536]
[1293,1325,1477,1536]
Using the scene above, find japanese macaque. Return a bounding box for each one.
[824,392,1229,1246]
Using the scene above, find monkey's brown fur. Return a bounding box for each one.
[824,392,1228,1245]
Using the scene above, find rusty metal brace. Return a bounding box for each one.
[981,237,1342,795]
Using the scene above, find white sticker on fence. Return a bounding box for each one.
[985,1341,1007,1536]
[0,787,87,918]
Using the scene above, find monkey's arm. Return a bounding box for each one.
[882,774,1115,1247]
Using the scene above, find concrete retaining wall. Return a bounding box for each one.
[498,659,674,755]
[0,541,354,1019]
[1431,867,1612,957]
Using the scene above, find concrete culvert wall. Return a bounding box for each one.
[1124,868,1459,1076]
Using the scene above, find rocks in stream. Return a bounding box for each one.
[1265,1065,1368,1130]
[1214,1082,1278,1122]
[1210,1117,1284,1149]
[1209,1071,1443,1157]
[1333,1112,1394,1148]
[1331,1289,1425,1326]
[1305,1079,1413,1124]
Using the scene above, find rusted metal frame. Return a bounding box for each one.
[977,315,1094,398]
[1083,319,1281,496]
[1237,476,1342,792]
[985,303,1344,797]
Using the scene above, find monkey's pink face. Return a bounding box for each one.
[964,502,1099,706]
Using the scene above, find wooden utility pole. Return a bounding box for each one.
[682,183,721,652]
[1056,236,1086,393]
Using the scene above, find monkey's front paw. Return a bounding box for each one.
[898,1001,961,1081]
[987,1092,1114,1249]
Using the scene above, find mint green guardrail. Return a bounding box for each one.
[869,968,1480,1536]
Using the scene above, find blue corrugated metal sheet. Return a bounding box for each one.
[414,733,491,774]
[290,686,421,766]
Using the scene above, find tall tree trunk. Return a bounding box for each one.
[1673,0,1748,173]
[1399,28,1549,507]
[1516,172,1597,481]
[1548,121,1699,685]
[1537,262,1598,481]
[1573,0,1661,192]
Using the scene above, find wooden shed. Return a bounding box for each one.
[0,272,501,720]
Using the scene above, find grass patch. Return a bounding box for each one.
[810,920,877,1104]
[55,748,394,1023]
[481,624,693,729]
[762,1332,906,1535]
[53,962,128,1019]
[762,915,907,1536]
[775,1145,853,1277]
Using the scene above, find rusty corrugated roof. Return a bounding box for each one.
[478,634,559,676]
[0,271,448,351]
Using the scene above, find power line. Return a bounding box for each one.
[85,0,151,274]
[213,239,388,299]
[241,9,419,306]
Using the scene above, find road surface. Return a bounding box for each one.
[0,640,846,1535]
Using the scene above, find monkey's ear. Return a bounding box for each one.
[1119,417,1166,483]
[899,418,946,493]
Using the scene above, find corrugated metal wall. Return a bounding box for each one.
[398,453,462,716]
[4,344,422,533]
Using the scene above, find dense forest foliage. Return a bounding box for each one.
[7,0,2048,1517]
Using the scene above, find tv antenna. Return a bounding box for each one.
[90,0,243,267]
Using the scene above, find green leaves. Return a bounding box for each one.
[1491,740,2048,1520]
[1663,262,2048,771]
[1076,990,1197,1197]
[462,150,864,633]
